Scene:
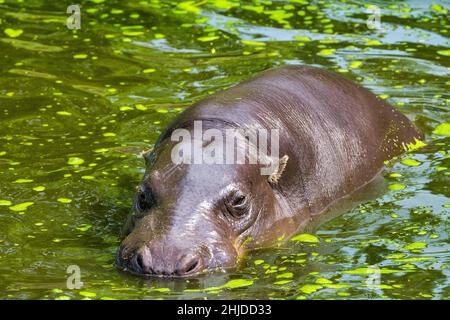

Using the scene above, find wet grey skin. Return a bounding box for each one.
[116,65,423,277]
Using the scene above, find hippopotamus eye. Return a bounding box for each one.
[225,191,249,218]
[135,186,155,213]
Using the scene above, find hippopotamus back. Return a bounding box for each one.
[158,65,423,216]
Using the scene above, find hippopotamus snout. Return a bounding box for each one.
[116,171,246,277]
[116,235,211,277]
[116,243,206,277]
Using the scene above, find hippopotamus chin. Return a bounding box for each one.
[116,65,423,277]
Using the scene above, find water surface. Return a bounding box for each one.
[0,0,449,299]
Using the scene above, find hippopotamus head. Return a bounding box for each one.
[116,126,291,277]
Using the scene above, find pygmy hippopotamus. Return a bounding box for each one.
[116,65,423,277]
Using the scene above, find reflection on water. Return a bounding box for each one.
[0,0,448,299]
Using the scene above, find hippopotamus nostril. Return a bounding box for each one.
[132,253,145,274]
[176,253,203,276]
[128,255,140,273]
[131,246,154,275]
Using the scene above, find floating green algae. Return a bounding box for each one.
[276,272,294,279]
[343,268,412,275]
[402,138,427,152]
[94,148,109,153]
[290,233,320,243]
[0,200,13,206]
[79,291,97,298]
[198,35,220,42]
[9,202,34,212]
[73,54,88,59]
[432,123,450,136]
[349,61,363,69]
[56,111,72,116]
[222,279,254,289]
[299,284,323,294]
[57,198,72,204]
[67,157,85,165]
[403,242,427,250]
[76,224,92,232]
[152,287,170,293]
[4,28,23,38]
[437,49,450,56]
[401,158,422,167]
[315,277,333,284]
[13,179,33,183]
[317,48,335,56]
[430,4,449,14]
[184,278,254,293]
[389,183,406,191]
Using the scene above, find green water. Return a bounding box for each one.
[0,0,449,300]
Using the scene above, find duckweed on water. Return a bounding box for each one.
[73,54,88,60]
[276,272,294,279]
[343,268,412,275]
[184,278,254,293]
[56,111,72,116]
[4,28,23,38]
[349,61,363,69]
[437,50,450,56]
[223,279,254,289]
[13,179,33,183]
[57,198,72,204]
[9,202,34,212]
[433,123,450,136]
[315,278,333,285]
[401,159,422,167]
[67,157,85,166]
[79,291,97,298]
[290,234,320,243]
[317,48,335,56]
[76,224,92,232]
[403,242,427,250]
[389,183,406,191]
[299,285,323,294]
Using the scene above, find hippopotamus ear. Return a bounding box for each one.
[139,148,154,166]
[268,155,289,185]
